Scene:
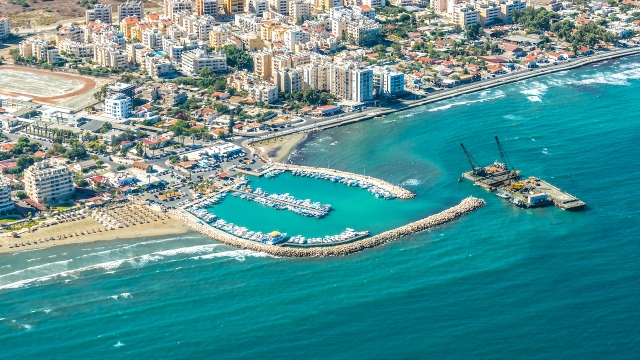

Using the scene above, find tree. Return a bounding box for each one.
[99,122,113,134]
[135,141,144,157]
[117,165,126,171]
[119,146,131,157]
[169,155,180,165]
[223,45,252,71]
[16,191,27,199]
[465,24,482,41]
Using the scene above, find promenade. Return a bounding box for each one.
[171,196,485,258]
[242,47,640,154]
[271,163,415,199]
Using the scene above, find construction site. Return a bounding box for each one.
[460,137,586,211]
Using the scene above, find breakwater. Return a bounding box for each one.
[171,196,484,257]
[270,163,415,200]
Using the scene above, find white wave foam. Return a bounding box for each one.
[1,265,10,268]
[401,179,420,186]
[428,91,505,112]
[503,115,522,121]
[22,324,33,330]
[191,250,273,261]
[44,309,51,313]
[114,341,125,347]
[521,81,548,97]
[153,244,221,257]
[120,292,132,298]
[12,248,46,255]
[527,96,542,102]
[110,295,118,300]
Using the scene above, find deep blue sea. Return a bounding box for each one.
[2,57,640,358]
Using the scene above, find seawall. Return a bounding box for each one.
[171,196,485,258]
[270,163,415,199]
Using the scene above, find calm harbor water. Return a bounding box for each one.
[1,57,640,358]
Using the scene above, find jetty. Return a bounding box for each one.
[270,163,415,200]
[460,137,585,211]
[171,196,485,258]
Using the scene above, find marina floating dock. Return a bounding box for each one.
[460,137,585,211]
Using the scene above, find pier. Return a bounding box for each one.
[460,138,585,211]
[270,163,415,200]
[232,189,330,217]
[171,196,485,258]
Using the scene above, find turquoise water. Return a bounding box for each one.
[2,57,640,358]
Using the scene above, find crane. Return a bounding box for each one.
[494,136,514,171]
[460,143,486,176]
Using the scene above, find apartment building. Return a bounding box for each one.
[289,0,312,23]
[228,71,279,103]
[119,1,144,22]
[0,176,14,215]
[164,0,193,20]
[275,67,303,93]
[373,67,405,96]
[247,0,268,16]
[209,25,232,49]
[145,55,176,78]
[142,28,162,49]
[105,93,133,119]
[477,2,501,26]
[430,0,447,13]
[527,0,562,12]
[301,61,331,91]
[284,26,310,50]
[181,49,227,75]
[500,0,526,23]
[94,44,127,69]
[195,0,217,15]
[225,0,245,14]
[252,51,273,80]
[58,39,95,57]
[19,37,60,63]
[269,0,289,15]
[314,0,342,12]
[452,5,480,27]
[86,4,112,24]
[351,68,373,103]
[354,5,375,20]
[362,0,384,6]
[57,23,84,44]
[23,161,74,204]
[0,17,10,42]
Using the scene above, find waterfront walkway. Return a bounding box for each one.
[171,196,485,257]
[242,47,640,154]
[271,163,416,199]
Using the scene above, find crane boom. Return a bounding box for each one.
[460,143,485,176]
[494,136,514,171]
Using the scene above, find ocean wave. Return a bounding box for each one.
[428,91,505,112]
[120,293,132,298]
[503,115,522,121]
[153,244,221,257]
[521,81,548,97]
[12,248,46,255]
[114,341,125,347]
[191,250,274,262]
[401,179,421,186]
[527,96,542,102]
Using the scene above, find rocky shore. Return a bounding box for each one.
[171,196,484,258]
[271,163,416,200]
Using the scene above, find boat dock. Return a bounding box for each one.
[232,189,330,216]
[460,138,585,211]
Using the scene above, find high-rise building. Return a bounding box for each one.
[225,0,245,14]
[23,161,74,204]
[119,1,144,22]
[181,49,227,75]
[0,176,14,215]
[86,4,112,24]
[275,68,303,93]
[289,0,311,22]
[105,93,133,119]
[0,16,12,41]
[195,0,218,15]
[164,0,193,20]
[252,51,273,80]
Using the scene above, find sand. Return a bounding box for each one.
[0,211,190,255]
[254,133,307,162]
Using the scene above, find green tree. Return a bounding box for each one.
[465,24,482,41]
[117,165,126,171]
[223,45,252,71]
[16,191,27,199]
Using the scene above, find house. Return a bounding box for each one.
[407,32,422,40]
[210,128,228,139]
[88,175,106,188]
[0,144,14,152]
[503,44,525,57]
[131,161,152,173]
[312,105,340,118]
[486,65,504,74]
[177,161,197,170]
[418,57,434,64]
[74,160,98,172]
[547,52,566,61]
[579,47,594,56]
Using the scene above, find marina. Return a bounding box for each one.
[460,137,586,211]
[232,188,331,218]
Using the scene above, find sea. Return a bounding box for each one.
[1,57,640,358]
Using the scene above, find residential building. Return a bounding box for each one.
[289,0,312,23]
[19,37,60,63]
[142,28,162,49]
[0,176,14,215]
[58,39,95,57]
[284,26,310,50]
[351,68,373,103]
[252,50,273,80]
[500,0,526,23]
[181,49,227,75]
[362,0,384,6]
[23,161,74,204]
[119,1,144,22]
[0,17,10,42]
[301,61,331,91]
[430,0,447,13]
[145,55,176,78]
[247,0,269,16]
[57,23,84,43]
[105,93,133,119]
[452,5,480,27]
[195,0,217,15]
[227,71,279,103]
[94,43,127,69]
[373,67,405,96]
[86,4,112,24]
[275,68,303,93]
[209,25,232,49]
[270,0,289,15]
[527,0,562,12]
[477,2,500,26]
[354,5,376,20]
[164,0,193,20]
[225,0,245,14]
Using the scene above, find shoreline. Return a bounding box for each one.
[243,48,640,158]
[0,206,190,255]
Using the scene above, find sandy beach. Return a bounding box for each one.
[254,133,307,162]
[0,208,190,255]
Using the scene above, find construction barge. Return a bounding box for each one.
[460,137,586,211]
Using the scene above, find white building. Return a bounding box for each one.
[23,161,74,204]
[289,0,312,23]
[373,67,405,96]
[247,0,268,16]
[0,17,10,41]
[181,49,227,75]
[0,176,14,215]
[119,1,144,22]
[86,4,112,24]
[105,93,132,119]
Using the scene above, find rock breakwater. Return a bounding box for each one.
[171,196,484,257]
[271,163,416,200]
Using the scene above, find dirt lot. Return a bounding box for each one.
[1,0,161,28]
